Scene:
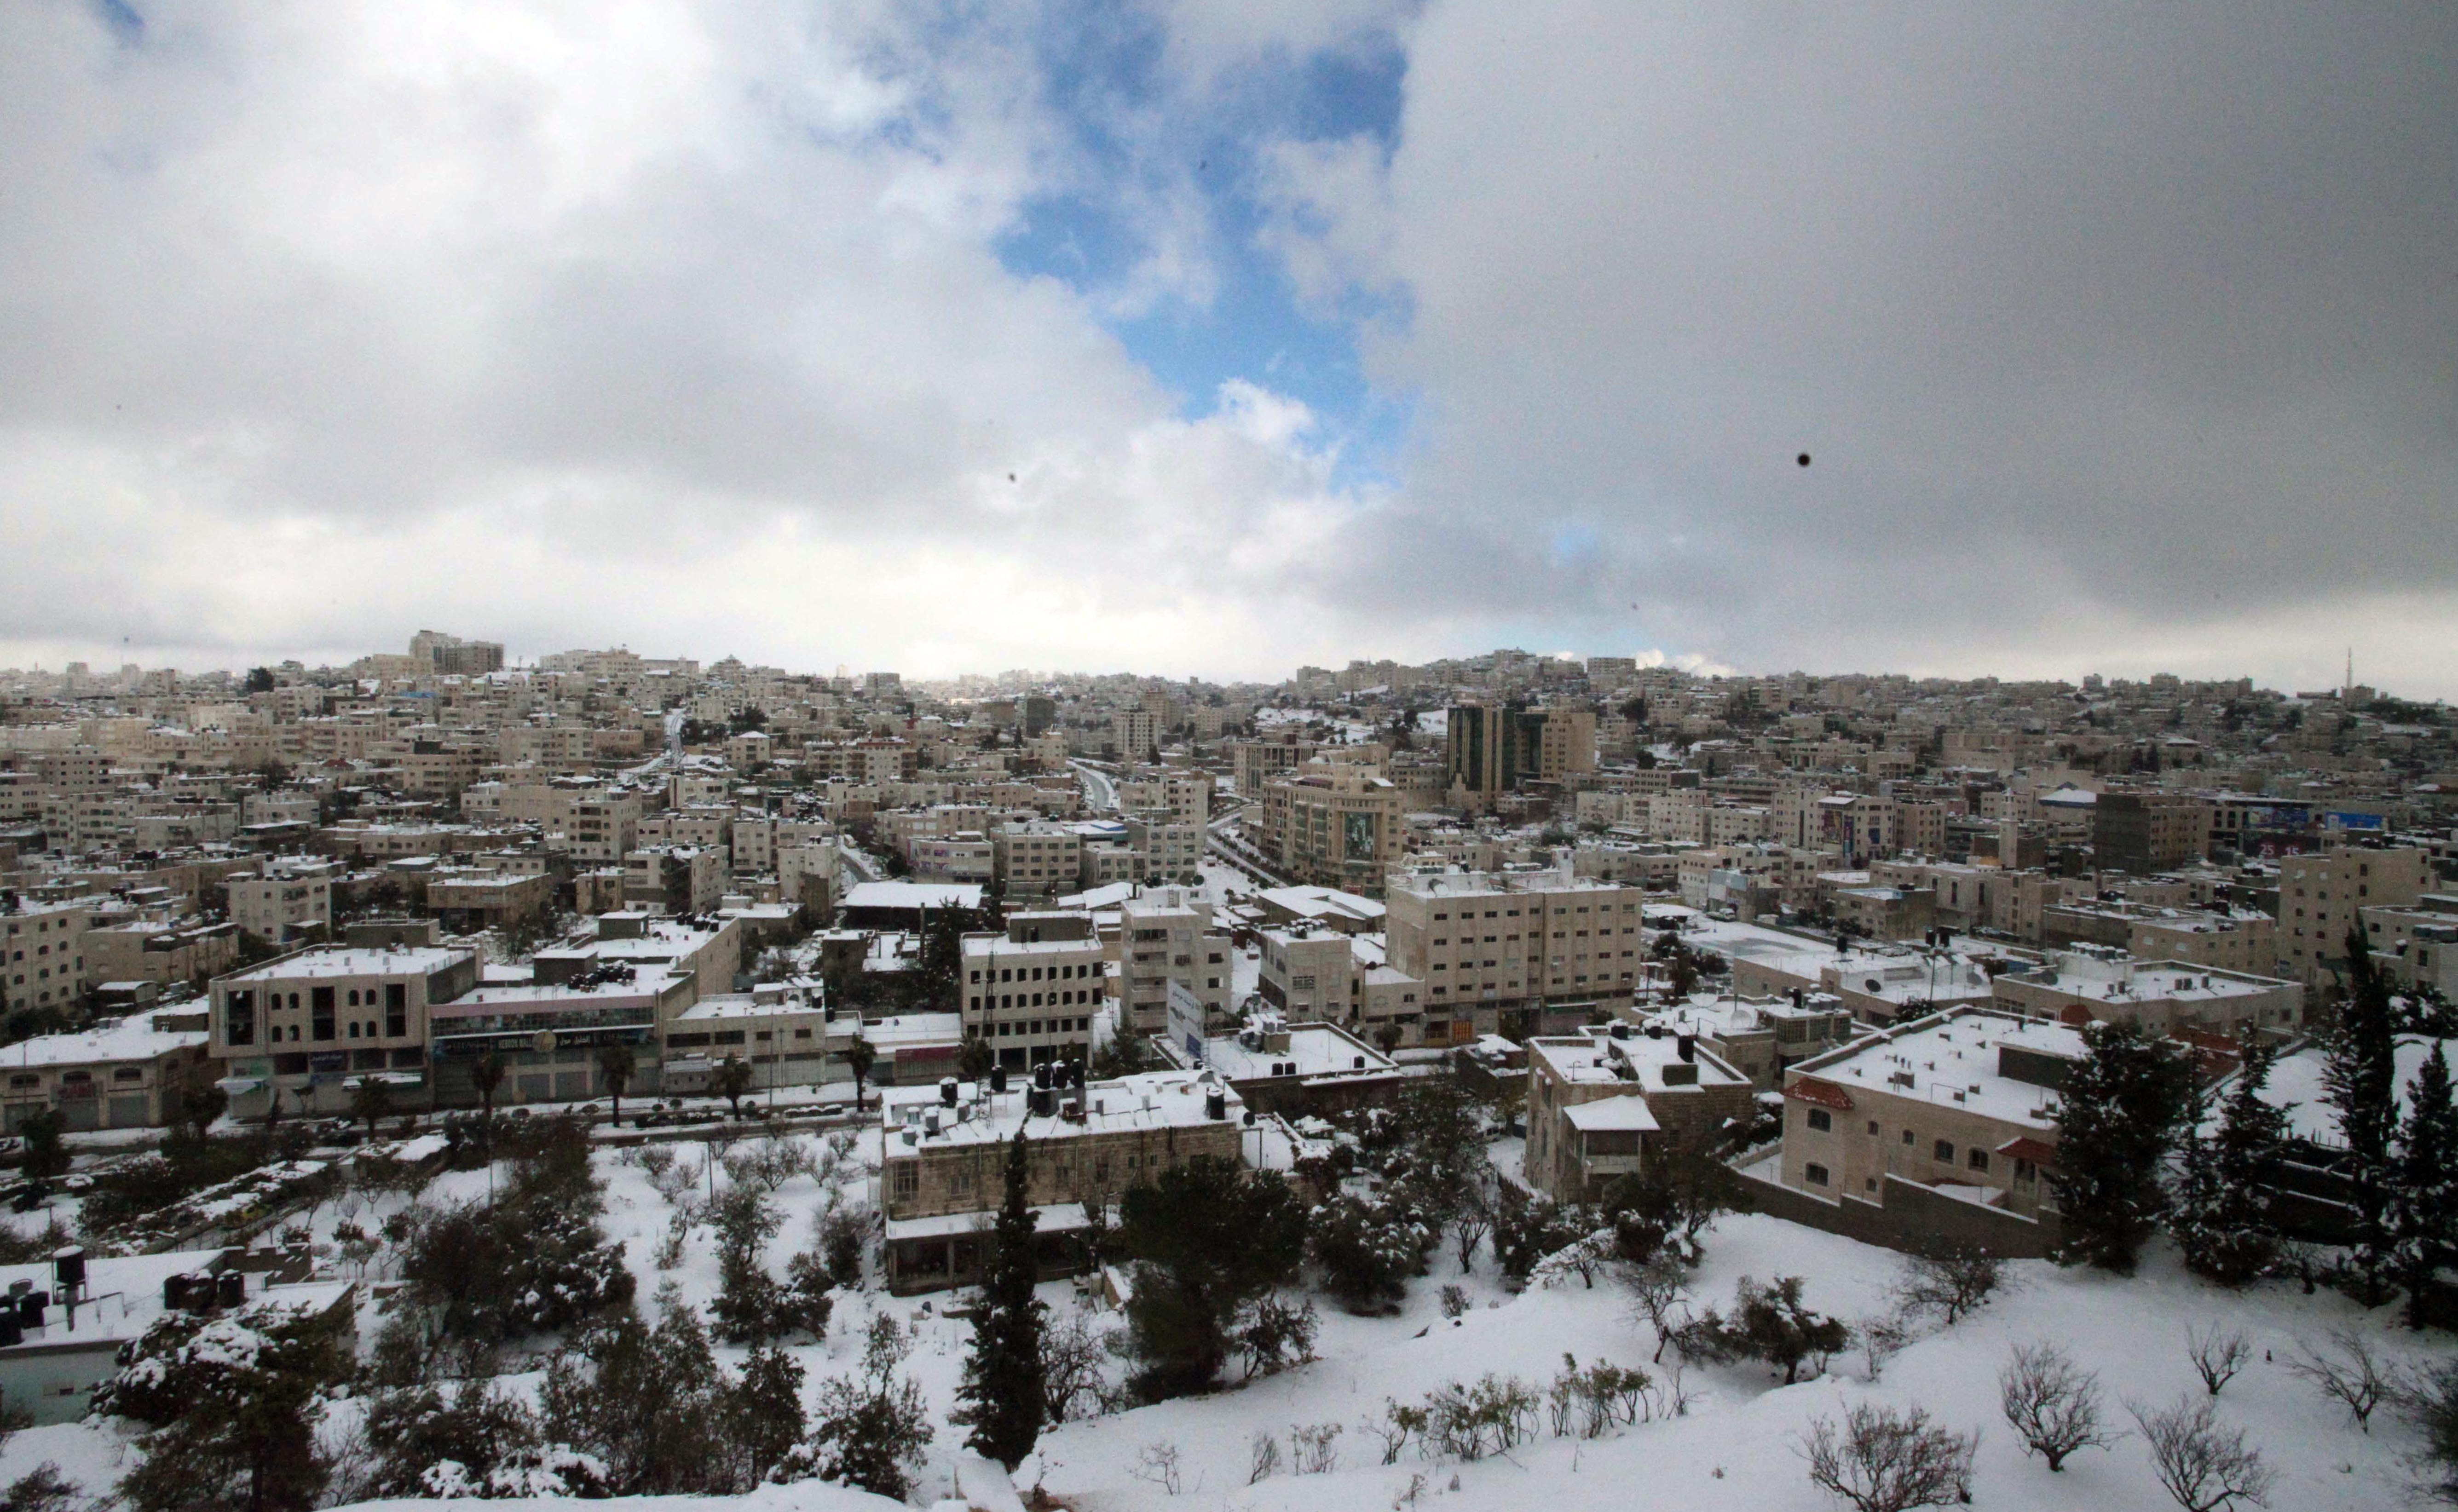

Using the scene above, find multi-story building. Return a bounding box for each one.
[1116,770,1211,826]
[2279,847,2434,989]
[1124,816,1205,885]
[83,918,238,988]
[2362,894,2458,997]
[1256,764,1403,897]
[1117,887,1232,1035]
[226,861,336,944]
[960,917,1107,1071]
[1109,709,1160,761]
[1778,1009,2080,1223]
[623,845,728,914]
[2094,791,2211,874]
[992,822,1085,896]
[1444,703,1588,809]
[1,901,90,1017]
[1523,1025,1754,1203]
[210,943,482,1117]
[1991,947,2302,1035]
[1384,870,1652,1042]
[879,1069,1248,1293]
[1231,737,1319,798]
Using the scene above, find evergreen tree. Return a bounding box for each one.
[956,1132,1048,1467]
[2326,926,2402,1304]
[1115,1155,1308,1398]
[2394,1044,2458,1328]
[2171,1035,2291,1285]
[2050,1021,2193,1273]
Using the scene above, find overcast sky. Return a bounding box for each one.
[4,2,2453,694]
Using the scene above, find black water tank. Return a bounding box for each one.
[17,1297,42,1329]
[1205,1091,1227,1120]
[219,1272,245,1307]
[1028,1087,1055,1117]
[1032,1063,1053,1092]
[163,1275,189,1311]
[939,1077,959,1107]
[989,1065,1009,1094]
[1610,1022,1631,1040]
[1676,1034,1696,1063]
[0,1317,20,1348]
[51,1247,84,1293]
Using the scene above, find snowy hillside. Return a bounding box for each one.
[7,1116,2447,1512]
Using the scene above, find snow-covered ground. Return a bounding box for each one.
[12,1119,2452,1511]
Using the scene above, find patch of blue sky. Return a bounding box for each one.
[994,9,1413,484]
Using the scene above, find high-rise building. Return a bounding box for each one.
[1445,703,1592,807]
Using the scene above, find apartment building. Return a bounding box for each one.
[961,919,1106,1070]
[2279,847,2435,989]
[1231,737,1320,798]
[1116,770,1211,826]
[623,845,728,914]
[83,918,238,988]
[1124,816,1205,884]
[211,943,482,1117]
[1443,703,1593,809]
[993,822,1084,896]
[1523,1025,1754,1203]
[880,1069,1247,1293]
[1,901,89,1016]
[1384,870,1651,1042]
[1109,709,1160,761]
[2361,895,2458,996]
[2094,790,2212,874]
[1778,1009,2080,1222]
[226,861,336,944]
[1117,887,1232,1034]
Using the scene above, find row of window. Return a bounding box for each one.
[969,962,1096,984]
[1803,1106,1996,1171]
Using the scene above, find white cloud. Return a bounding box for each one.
[0,0,1396,678]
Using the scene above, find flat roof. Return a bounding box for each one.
[0,1015,204,1068]
[1563,1098,1660,1133]
[222,946,471,982]
[843,881,986,910]
[1192,1024,1396,1083]
[1793,1010,2085,1128]
[881,1069,1244,1150]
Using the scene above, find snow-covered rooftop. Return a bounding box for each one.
[1791,1010,2083,1128]
[0,1013,203,1068]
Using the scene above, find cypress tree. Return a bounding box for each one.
[2051,1020,2193,1273]
[2325,926,2401,1304]
[2172,1035,2291,1285]
[2394,1045,2458,1328]
[957,1130,1047,1468]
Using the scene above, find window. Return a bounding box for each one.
[311,986,335,1041]
[1806,1108,1832,1132]
[890,1166,918,1201]
[1805,1162,1830,1187]
[1866,1121,1880,1136]
[1968,1149,1989,1173]
[1933,1139,1955,1163]
[1901,1129,1915,1145]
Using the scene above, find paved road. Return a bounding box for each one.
[1071,759,1119,813]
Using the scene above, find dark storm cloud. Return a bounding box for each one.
[1292,2,2458,688]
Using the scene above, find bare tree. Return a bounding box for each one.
[1891,1246,2010,1328]
[1855,1310,1916,1382]
[2286,1328,2394,1432]
[1799,1404,1978,1512]
[1039,1307,1115,1424]
[2187,1323,2251,1397]
[1246,1431,1282,1484]
[2130,1397,2275,1512]
[1623,1252,1691,1364]
[1999,1342,2118,1472]
[1129,1442,1183,1496]
[1453,1172,1497,1273]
